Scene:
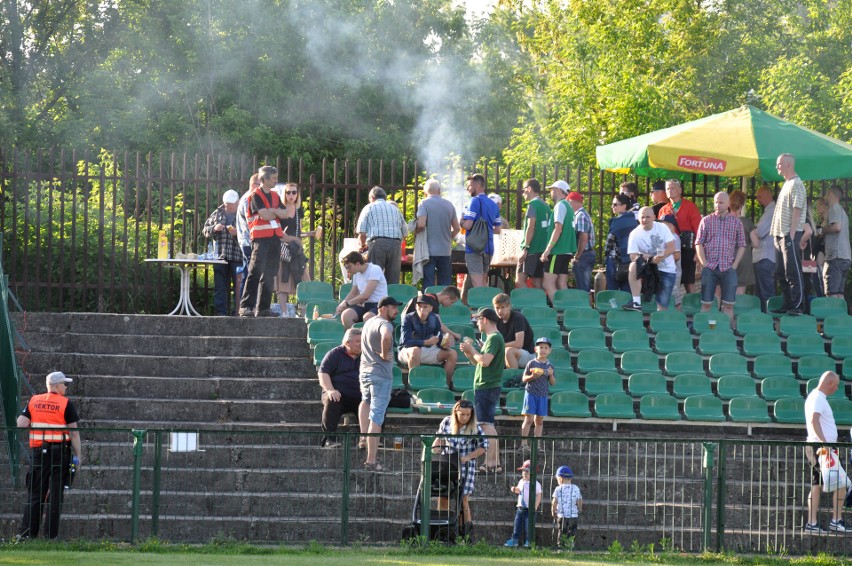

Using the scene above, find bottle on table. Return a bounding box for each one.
[158,230,169,259]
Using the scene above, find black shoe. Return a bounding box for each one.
[622,302,641,311]
[770,307,787,314]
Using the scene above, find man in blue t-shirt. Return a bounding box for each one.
[317,328,362,448]
[461,173,502,288]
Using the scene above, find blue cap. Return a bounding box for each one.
[556,465,573,478]
[535,336,552,346]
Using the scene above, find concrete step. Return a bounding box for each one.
[72,375,319,401]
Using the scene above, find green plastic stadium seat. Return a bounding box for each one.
[393,366,405,389]
[735,312,774,336]
[786,334,827,358]
[461,390,475,403]
[596,290,631,312]
[697,333,738,355]
[550,391,592,417]
[532,326,564,347]
[562,308,602,331]
[692,312,733,335]
[338,282,353,301]
[708,353,749,377]
[447,324,477,341]
[510,288,548,310]
[728,397,771,423]
[641,300,659,314]
[628,372,668,397]
[594,392,636,419]
[504,389,525,416]
[665,352,705,376]
[387,283,418,305]
[682,293,718,316]
[649,310,687,334]
[798,356,837,381]
[752,354,794,379]
[441,303,473,326]
[408,366,448,391]
[296,281,334,304]
[742,333,782,357]
[502,369,524,392]
[424,285,445,295]
[566,328,607,352]
[806,378,846,399]
[414,388,455,414]
[843,358,852,381]
[733,295,762,316]
[522,306,560,329]
[467,286,502,310]
[548,348,574,371]
[823,315,852,339]
[312,341,337,366]
[761,377,802,401]
[779,314,819,337]
[716,374,758,400]
[606,309,644,332]
[683,395,726,422]
[304,300,339,322]
[307,319,345,346]
[452,366,476,392]
[577,350,616,373]
[654,331,695,354]
[831,337,852,360]
[553,288,592,311]
[774,398,806,423]
[584,371,624,396]
[673,374,713,399]
[810,297,848,321]
[639,394,681,420]
[766,296,785,318]
[620,350,661,375]
[551,370,580,393]
[828,399,852,426]
[611,329,650,353]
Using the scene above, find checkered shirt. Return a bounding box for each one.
[356,199,409,241]
[695,212,746,271]
[572,207,595,250]
[437,416,489,496]
[202,205,244,263]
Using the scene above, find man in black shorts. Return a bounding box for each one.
[516,178,550,290]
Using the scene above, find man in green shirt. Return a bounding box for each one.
[461,307,505,473]
[516,178,552,290]
[541,180,578,304]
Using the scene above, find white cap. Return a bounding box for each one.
[487,192,502,205]
[222,190,240,204]
[547,180,571,194]
[47,371,73,385]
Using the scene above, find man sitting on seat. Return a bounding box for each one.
[399,294,458,388]
[492,293,535,369]
[336,251,388,329]
[317,328,364,448]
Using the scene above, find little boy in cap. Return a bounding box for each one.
[518,337,556,453]
[552,465,582,548]
[504,459,542,547]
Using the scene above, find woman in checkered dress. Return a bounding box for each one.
[431,399,488,538]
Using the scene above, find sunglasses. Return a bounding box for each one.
[611,202,621,207]
[286,191,298,195]
[457,400,473,409]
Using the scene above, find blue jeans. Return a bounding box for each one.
[213,260,241,315]
[701,266,737,305]
[655,271,677,309]
[422,255,452,289]
[572,251,595,292]
[605,257,631,293]
[753,258,776,311]
[511,507,529,544]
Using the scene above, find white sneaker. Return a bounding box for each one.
[829,519,848,532]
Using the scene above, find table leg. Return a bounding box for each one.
[184,266,202,316]
[167,266,184,315]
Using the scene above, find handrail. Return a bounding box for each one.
[0,233,22,484]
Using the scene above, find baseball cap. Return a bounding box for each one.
[378,296,402,308]
[222,190,240,204]
[47,371,73,385]
[547,180,570,194]
[566,191,583,202]
[487,192,503,205]
[556,465,573,478]
[518,460,532,471]
[535,336,552,346]
[475,307,499,323]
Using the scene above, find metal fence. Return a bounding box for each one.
[1,426,850,554]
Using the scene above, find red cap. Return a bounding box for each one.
[567,191,583,202]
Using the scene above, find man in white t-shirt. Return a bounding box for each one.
[803,371,847,533]
[336,251,389,329]
[623,207,677,311]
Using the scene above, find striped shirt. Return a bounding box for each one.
[696,213,746,271]
[356,199,408,241]
[572,206,595,251]
[770,176,807,237]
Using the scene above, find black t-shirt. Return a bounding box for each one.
[319,346,361,399]
[497,310,535,353]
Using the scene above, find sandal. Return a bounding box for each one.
[478,465,503,473]
[364,461,383,471]
[358,438,366,450]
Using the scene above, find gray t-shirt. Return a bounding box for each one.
[753,201,776,264]
[417,195,456,256]
[824,202,851,261]
[360,315,394,379]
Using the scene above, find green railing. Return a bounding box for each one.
[0,234,22,485]
[0,427,850,554]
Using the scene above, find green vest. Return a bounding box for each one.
[523,198,552,254]
[549,199,577,255]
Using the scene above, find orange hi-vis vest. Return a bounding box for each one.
[247,189,284,240]
[27,392,71,448]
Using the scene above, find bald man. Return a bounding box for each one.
[770,154,808,315]
[695,191,746,322]
[803,371,848,533]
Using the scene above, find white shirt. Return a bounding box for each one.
[627,222,676,274]
[552,483,582,518]
[352,263,388,304]
[805,389,837,443]
[514,478,542,509]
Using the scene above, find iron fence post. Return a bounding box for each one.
[715,439,727,551]
[340,432,351,545]
[527,440,538,546]
[130,429,146,543]
[702,442,717,552]
[420,435,435,541]
[151,430,162,537]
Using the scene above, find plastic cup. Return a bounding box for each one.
[393,437,403,450]
[708,319,717,330]
[315,225,323,239]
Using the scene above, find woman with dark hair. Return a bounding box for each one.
[604,193,639,291]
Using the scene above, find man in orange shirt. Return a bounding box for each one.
[658,180,703,293]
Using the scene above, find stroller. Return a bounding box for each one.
[401,452,462,543]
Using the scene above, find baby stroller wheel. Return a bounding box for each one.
[401,525,417,542]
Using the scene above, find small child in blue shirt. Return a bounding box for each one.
[518,337,556,453]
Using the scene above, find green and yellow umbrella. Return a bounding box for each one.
[596,105,852,181]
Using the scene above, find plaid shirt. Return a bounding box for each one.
[695,212,746,271]
[572,206,595,250]
[356,199,408,241]
[437,417,489,496]
[202,205,244,263]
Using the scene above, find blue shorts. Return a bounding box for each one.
[655,271,677,309]
[359,374,392,426]
[701,267,737,305]
[474,387,501,425]
[522,392,548,417]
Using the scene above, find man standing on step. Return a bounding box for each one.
[356,186,409,285]
[770,153,807,316]
[360,296,401,471]
[803,371,848,533]
[203,189,244,316]
[415,179,460,289]
[318,328,363,449]
[461,174,502,289]
[17,371,82,541]
[540,180,576,304]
